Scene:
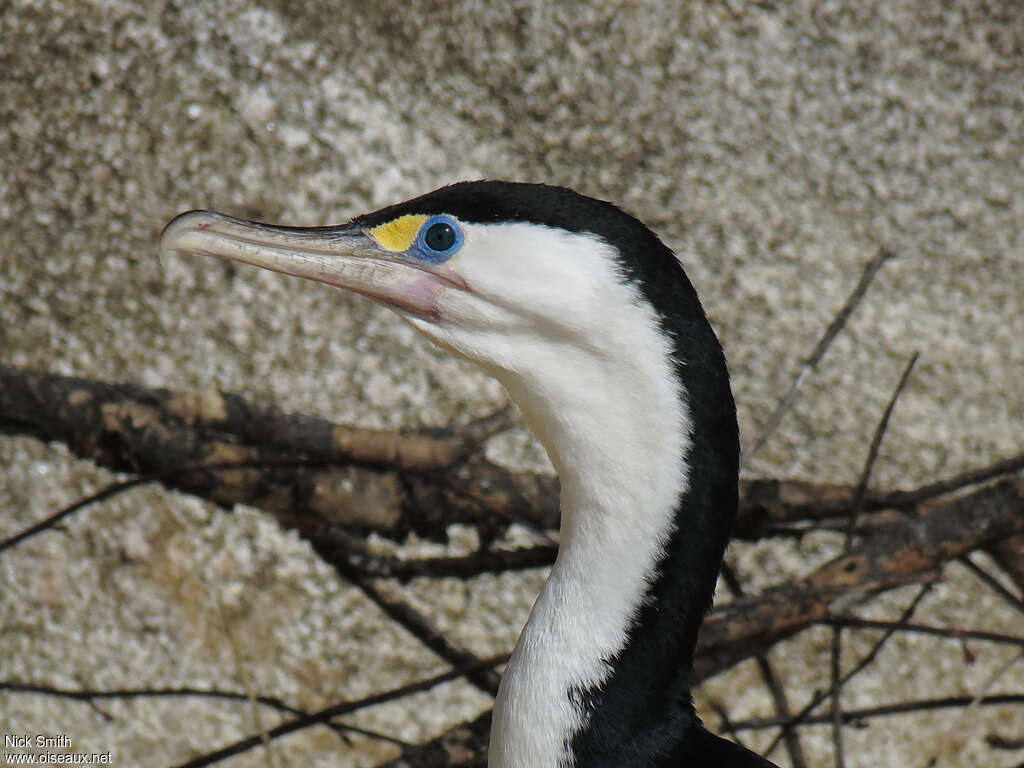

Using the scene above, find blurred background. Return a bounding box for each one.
[1,1,1022,766]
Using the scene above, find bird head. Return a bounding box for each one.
[164,181,688,374]
[160,181,720,474]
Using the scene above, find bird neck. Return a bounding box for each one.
[487,301,737,768]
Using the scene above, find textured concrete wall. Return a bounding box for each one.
[2,1,1021,766]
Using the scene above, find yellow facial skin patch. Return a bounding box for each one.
[367,214,429,252]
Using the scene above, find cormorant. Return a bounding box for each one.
[161,181,778,768]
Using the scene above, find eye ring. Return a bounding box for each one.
[415,215,462,262]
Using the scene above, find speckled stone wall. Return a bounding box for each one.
[1,1,1021,766]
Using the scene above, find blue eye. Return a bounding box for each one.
[416,215,462,262]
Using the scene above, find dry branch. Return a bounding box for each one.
[744,246,893,463]
[3,365,1023,768]
[694,477,1024,681]
[0,365,528,541]
[5,366,1022,553]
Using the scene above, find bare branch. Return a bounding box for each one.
[720,562,808,768]
[830,626,845,768]
[695,479,1024,683]
[3,364,1022,768]
[332,563,502,697]
[764,584,933,758]
[745,247,894,463]
[844,351,919,549]
[822,617,1024,647]
[726,694,1024,732]
[735,449,1024,539]
[173,655,506,768]
[5,366,1021,553]
[960,556,1024,617]
[313,537,558,582]
[866,451,1024,510]
[0,680,310,722]
[0,474,153,554]
[0,365,520,542]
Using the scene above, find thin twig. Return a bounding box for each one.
[0,681,315,727]
[727,693,1024,732]
[336,724,414,748]
[310,529,505,696]
[865,450,1024,510]
[745,247,894,464]
[0,476,154,554]
[0,458,326,555]
[216,595,278,768]
[960,557,1024,617]
[720,562,807,768]
[821,618,1024,647]
[830,351,923,766]
[986,733,1024,750]
[0,678,415,747]
[967,649,1024,712]
[844,351,919,550]
[172,654,507,768]
[762,584,933,757]
[336,565,502,697]
[830,627,845,768]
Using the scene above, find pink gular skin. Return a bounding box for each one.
[353,264,466,323]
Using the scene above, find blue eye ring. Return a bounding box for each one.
[415,215,463,262]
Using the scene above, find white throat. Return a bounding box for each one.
[479,235,693,768]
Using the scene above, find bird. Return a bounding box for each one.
[161,181,777,768]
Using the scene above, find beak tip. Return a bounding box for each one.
[159,210,216,257]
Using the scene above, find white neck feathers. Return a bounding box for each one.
[481,232,692,768]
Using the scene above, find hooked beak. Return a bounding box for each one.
[159,210,468,322]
